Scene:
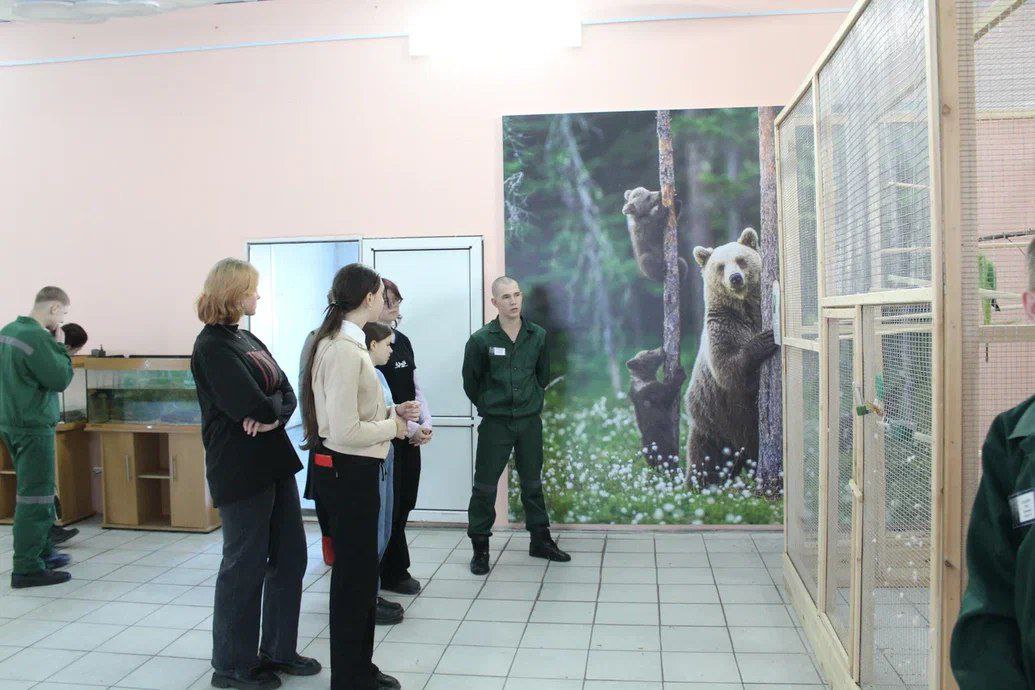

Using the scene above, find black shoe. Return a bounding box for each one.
[378,596,404,612]
[529,529,571,562]
[470,536,490,575]
[11,569,71,589]
[211,669,282,689]
[371,664,401,689]
[375,598,404,625]
[50,525,78,545]
[258,653,321,677]
[44,551,71,570]
[381,575,421,595]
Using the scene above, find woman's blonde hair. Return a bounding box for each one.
[196,258,259,325]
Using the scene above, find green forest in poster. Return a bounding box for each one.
[503,108,783,525]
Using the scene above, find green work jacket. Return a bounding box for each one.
[0,316,74,434]
[951,394,1035,689]
[462,317,548,419]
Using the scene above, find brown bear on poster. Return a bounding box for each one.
[684,227,779,488]
[622,187,687,283]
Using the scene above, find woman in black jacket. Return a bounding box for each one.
[191,258,320,690]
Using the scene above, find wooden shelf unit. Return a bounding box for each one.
[89,423,219,534]
[0,422,95,526]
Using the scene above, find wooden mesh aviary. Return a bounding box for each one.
[775,0,1035,688]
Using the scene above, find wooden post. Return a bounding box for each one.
[758,105,784,496]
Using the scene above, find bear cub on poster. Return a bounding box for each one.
[622,187,688,283]
[684,228,779,488]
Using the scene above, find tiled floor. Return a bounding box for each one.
[0,519,829,689]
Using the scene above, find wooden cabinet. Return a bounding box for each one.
[93,424,219,533]
[0,423,96,526]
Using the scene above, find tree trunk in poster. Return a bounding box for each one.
[627,112,687,472]
[757,106,783,496]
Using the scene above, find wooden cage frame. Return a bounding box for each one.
[775,0,1035,688]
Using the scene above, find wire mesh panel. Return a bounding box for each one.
[786,347,822,602]
[958,0,1035,571]
[817,0,931,298]
[860,304,932,690]
[780,89,820,340]
[826,319,856,650]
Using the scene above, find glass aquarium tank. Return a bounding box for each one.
[60,365,88,424]
[85,356,202,426]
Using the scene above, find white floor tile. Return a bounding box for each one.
[660,626,734,653]
[122,583,194,605]
[426,674,507,689]
[101,564,168,583]
[467,599,534,623]
[600,567,657,584]
[587,649,662,681]
[66,579,141,602]
[99,626,187,656]
[115,656,211,690]
[373,641,446,673]
[0,619,62,646]
[661,651,740,683]
[598,584,659,603]
[158,629,211,659]
[435,644,516,676]
[660,604,726,627]
[594,602,658,626]
[520,623,592,649]
[730,627,806,654]
[478,580,541,600]
[530,600,595,625]
[504,679,582,690]
[487,565,547,583]
[658,568,714,585]
[543,567,601,584]
[0,648,82,681]
[591,624,661,651]
[405,596,473,621]
[718,585,782,604]
[46,650,149,685]
[35,621,125,651]
[383,617,460,645]
[451,621,526,648]
[737,653,821,684]
[137,604,212,629]
[17,597,103,622]
[150,568,212,586]
[723,604,794,628]
[509,648,587,680]
[422,578,487,599]
[537,582,599,602]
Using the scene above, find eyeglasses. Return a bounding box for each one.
[384,299,402,308]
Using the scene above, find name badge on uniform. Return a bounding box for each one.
[1009,489,1035,528]
[490,347,507,356]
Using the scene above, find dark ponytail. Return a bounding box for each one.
[300,263,382,449]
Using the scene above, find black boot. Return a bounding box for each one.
[529,528,571,562]
[211,668,281,690]
[11,569,71,589]
[375,597,404,625]
[50,524,78,545]
[371,664,401,689]
[469,536,490,575]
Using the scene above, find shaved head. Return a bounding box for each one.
[491,276,519,297]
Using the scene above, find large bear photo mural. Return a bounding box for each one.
[502,108,783,526]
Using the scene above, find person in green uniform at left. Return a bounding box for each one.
[462,276,570,575]
[0,286,76,589]
[950,237,1035,688]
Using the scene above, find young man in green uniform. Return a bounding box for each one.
[950,237,1035,688]
[462,276,570,575]
[0,287,76,588]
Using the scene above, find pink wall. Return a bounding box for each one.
[0,0,846,355]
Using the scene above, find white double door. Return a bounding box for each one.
[362,237,483,523]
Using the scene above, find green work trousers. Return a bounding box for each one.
[467,415,550,538]
[0,431,55,575]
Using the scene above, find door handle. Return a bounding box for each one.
[124,455,131,482]
[171,455,177,482]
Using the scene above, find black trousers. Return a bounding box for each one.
[314,449,381,690]
[380,439,421,585]
[212,476,307,674]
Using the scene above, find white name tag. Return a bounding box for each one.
[1010,489,1035,528]
[490,347,507,356]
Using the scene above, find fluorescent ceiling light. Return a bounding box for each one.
[409,0,581,57]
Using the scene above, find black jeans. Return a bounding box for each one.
[314,449,381,690]
[380,439,421,585]
[212,476,307,674]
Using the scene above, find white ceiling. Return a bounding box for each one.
[0,0,266,23]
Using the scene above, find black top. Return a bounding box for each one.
[191,324,301,507]
[377,329,417,406]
